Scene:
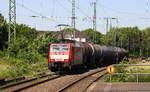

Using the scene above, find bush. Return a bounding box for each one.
[0,58,30,78]
[0,57,48,78]
[103,61,150,82]
[16,49,42,63]
[0,16,54,78]
[103,61,133,82]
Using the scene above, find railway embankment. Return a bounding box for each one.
[0,57,49,84]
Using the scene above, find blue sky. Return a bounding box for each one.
[0,0,150,34]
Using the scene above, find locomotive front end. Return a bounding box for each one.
[48,43,72,72]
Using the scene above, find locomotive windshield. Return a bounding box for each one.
[50,45,69,52]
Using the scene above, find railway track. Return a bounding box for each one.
[58,67,107,92]
[20,67,106,92]
[0,73,61,92]
[0,67,106,92]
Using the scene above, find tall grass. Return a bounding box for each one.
[103,61,150,82]
[0,57,48,79]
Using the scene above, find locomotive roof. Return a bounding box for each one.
[37,30,91,42]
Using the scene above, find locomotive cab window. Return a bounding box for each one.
[51,45,60,52]
[61,45,68,52]
[50,45,69,52]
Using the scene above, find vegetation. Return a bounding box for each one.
[82,28,103,44]
[103,61,150,82]
[62,27,77,32]
[0,57,48,78]
[0,13,8,51]
[82,27,150,57]
[0,14,57,78]
[142,27,150,57]
[104,27,142,57]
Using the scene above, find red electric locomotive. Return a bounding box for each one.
[48,43,84,72]
[48,42,128,72]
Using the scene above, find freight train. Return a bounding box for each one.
[48,42,128,72]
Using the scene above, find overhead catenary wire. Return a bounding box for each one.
[40,0,44,16]
[97,1,150,32]
[55,0,71,14]
[16,2,59,24]
[15,0,149,34]
[17,0,94,30]
[16,6,89,21]
[66,0,95,30]
[146,0,149,12]
[17,0,88,26]
[51,0,56,17]
[66,0,93,22]
[98,2,146,17]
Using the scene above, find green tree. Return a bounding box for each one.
[30,32,57,57]
[82,28,102,44]
[16,24,37,39]
[142,27,150,57]
[0,13,8,50]
[7,24,38,62]
[62,27,77,32]
[104,27,141,57]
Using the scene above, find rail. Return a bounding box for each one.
[0,73,62,92]
[57,67,107,92]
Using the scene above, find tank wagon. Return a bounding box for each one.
[48,42,128,72]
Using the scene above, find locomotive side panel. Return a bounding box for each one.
[72,47,83,65]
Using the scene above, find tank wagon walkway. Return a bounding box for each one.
[86,82,150,92]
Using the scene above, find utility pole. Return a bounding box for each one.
[9,0,16,43]
[92,0,97,43]
[104,17,109,33]
[72,0,76,39]
[140,33,143,57]
[93,1,97,31]
[104,17,118,32]
[146,0,149,12]
[104,17,118,46]
[147,41,149,57]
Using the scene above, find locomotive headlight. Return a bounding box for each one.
[50,59,55,61]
